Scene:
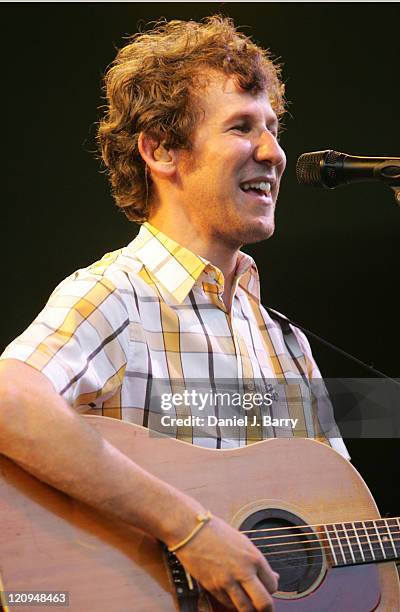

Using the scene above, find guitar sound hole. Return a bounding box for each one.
[240,508,324,596]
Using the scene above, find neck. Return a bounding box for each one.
[322,517,400,567]
[147,213,240,297]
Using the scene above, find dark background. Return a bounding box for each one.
[2,3,399,512]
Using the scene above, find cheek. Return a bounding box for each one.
[221,138,252,161]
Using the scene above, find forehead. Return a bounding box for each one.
[197,74,276,125]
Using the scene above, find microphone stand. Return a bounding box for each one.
[267,308,400,441]
[266,306,400,387]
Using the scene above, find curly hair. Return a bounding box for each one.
[97,15,286,223]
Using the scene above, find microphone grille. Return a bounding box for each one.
[296,150,328,186]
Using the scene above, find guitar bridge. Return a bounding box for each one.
[162,544,201,610]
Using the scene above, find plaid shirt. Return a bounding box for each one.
[2,222,348,456]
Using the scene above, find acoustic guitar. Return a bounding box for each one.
[1,415,399,611]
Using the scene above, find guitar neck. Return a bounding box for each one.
[323,517,400,567]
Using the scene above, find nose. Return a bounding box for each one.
[254,130,286,169]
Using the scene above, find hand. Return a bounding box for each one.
[175,515,279,611]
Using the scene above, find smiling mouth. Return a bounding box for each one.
[240,186,272,198]
[239,181,272,198]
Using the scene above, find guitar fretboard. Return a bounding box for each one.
[323,517,400,567]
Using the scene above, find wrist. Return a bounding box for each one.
[167,510,213,552]
[149,485,207,547]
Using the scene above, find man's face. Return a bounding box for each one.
[175,74,286,249]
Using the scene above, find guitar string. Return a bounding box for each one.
[246,527,400,545]
[246,531,400,561]
[261,550,399,570]
[225,542,400,572]
[258,540,399,557]
[198,546,396,570]
[261,552,373,570]
[257,543,399,570]
[241,519,400,535]
[243,526,400,563]
[250,542,400,564]
[247,531,400,550]
[248,535,400,570]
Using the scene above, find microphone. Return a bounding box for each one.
[296,150,400,190]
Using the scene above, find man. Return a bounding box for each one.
[0,16,347,611]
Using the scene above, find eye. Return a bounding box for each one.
[267,124,279,139]
[231,123,251,133]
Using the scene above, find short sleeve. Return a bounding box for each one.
[1,270,130,410]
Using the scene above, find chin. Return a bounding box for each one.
[240,218,275,245]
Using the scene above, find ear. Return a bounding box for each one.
[138,132,176,178]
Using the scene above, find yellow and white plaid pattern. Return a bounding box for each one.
[1,222,348,456]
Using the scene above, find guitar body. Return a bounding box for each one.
[0,415,398,611]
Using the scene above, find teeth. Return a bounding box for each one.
[241,181,271,194]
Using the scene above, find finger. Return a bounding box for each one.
[206,588,235,609]
[257,560,280,594]
[241,576,275,611]
[228,582,256,611]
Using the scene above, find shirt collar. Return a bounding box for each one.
[129,222,261,303]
